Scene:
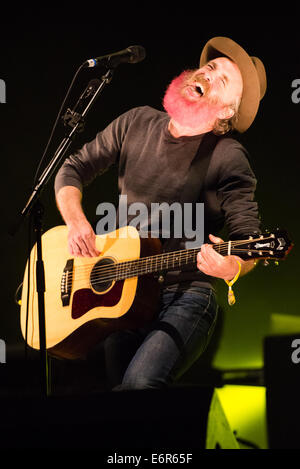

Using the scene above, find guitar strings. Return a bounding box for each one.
[68,235,271,279]
[67,249,273,287]
[65,238,275,284]
[65,245,274,286]
[67,245,244,283]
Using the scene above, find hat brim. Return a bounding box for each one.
[200,37,264,133]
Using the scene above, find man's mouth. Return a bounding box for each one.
[181,72,210,101]
[195,84,204,96]
[184,82,206,100]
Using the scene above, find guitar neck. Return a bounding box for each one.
[114,236,271,281]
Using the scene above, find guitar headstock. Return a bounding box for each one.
[231,229,294,262]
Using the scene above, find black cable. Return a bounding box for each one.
[234,431,261,450]
[25,214,32,365]
[14,282,23,306]
[33,62,85,185]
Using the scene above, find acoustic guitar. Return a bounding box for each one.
[20,225,292,359]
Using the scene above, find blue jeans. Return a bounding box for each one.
[104,285,218,390]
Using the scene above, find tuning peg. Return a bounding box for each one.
[263,260,269,267]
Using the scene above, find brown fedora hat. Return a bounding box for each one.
[200,36,267,133]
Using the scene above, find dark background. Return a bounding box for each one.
[0,14,299,378]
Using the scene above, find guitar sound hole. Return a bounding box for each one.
[90,257,116,293]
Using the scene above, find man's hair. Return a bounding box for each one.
[213,96,241,135]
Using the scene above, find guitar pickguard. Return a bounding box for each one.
[71,280,124,319]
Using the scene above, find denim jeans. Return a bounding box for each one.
[104,285,218,391]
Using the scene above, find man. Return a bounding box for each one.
[54,37,267,390]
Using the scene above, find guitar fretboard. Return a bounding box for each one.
[114,247,201,280]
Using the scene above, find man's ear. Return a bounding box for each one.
[216,105,235,120]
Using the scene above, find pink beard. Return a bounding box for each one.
[163,70,221,130]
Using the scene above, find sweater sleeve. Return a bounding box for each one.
[216,139,261,239]
[54,107,138,194]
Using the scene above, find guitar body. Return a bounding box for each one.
[20,226,162,359]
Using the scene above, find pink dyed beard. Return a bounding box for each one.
[163,70,221,130]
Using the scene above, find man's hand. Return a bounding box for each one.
[197,234,241,281]
[67,220,100,258]
[56,186,101,258]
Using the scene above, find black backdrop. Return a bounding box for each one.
[0,14,299,373]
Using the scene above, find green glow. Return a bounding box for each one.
[270,313,300,335]
[215,385,268,449]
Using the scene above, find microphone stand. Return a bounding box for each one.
[13,68,114,397]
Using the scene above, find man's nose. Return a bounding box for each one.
[195,72,211,84]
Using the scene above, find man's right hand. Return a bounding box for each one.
[67,221,101,258]
[55,186,100,258]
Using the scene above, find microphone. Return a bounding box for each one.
[84,45,146,68]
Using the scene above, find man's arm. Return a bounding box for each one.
[56,185,100,257]
[54,108,139,257]
[197,140,260,281]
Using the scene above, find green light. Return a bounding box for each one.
[215,385,267,449]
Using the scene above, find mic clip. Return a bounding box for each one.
[62,108,85,133]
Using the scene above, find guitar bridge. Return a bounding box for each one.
[61,259,74,307]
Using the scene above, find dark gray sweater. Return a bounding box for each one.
[55,106,261,289]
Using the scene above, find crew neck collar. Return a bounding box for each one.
[163,117,208,143]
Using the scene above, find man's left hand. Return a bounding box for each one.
[197,234,240,281]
